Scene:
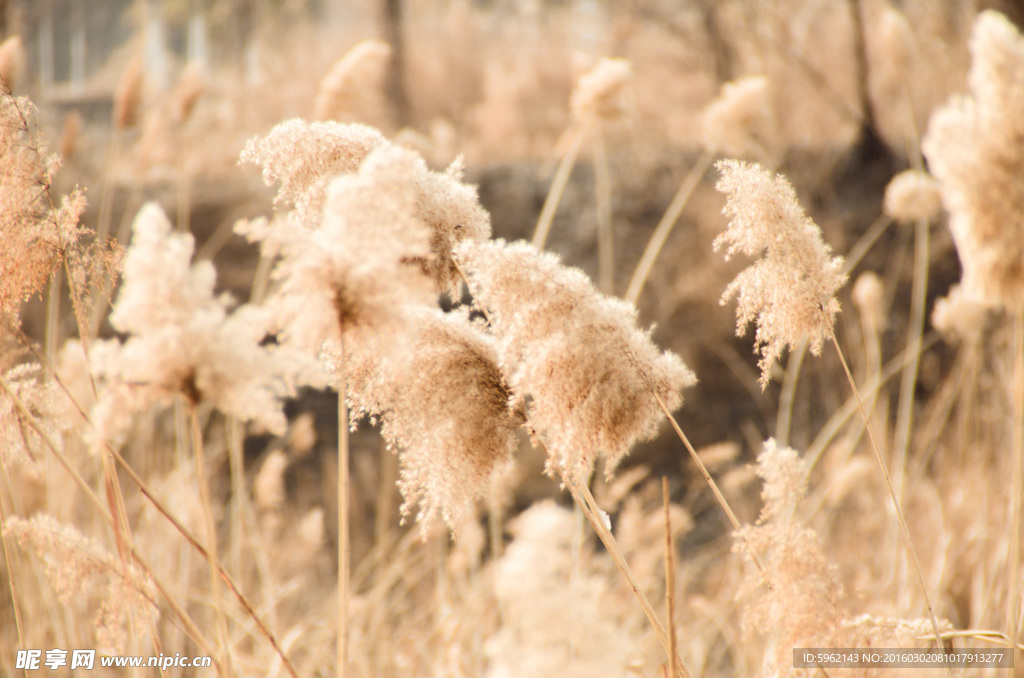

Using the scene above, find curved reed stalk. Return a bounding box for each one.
[625,150,714,304]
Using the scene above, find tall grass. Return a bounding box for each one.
[2,4,1024,677]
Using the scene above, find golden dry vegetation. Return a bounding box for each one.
[1,1,1023,676]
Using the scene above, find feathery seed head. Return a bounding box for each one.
[702,75,775,160]
[884,170,942,224]
[113,57,144,131]
[922,10,1024,309]
[852,271,885,331]
[267,144,434,359]
[240,119,387,229]
[457,239,696,483]
[98,203,318,437]
[5,514,158,653]
[931,283,993,344]
[412,155,491,294]
[570,57,632,122]
[314,40,392,124]
[714,159,847,388]
[241,121,488,294]
[347,307,519,528]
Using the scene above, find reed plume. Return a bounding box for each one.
[457,239,695,483]
[922,10,1024,310]
[346,307,519,528]
[714,159,846,388]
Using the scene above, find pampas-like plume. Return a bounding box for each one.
[242,120,490,293]
[240,119,387,230]
[0,82,94,328]
[922,10,1024,310]
[570,57,632,122]
[0,364,65,468]
[93,203,319,440]
[702,75,776,161]
[714,159,847,388]
[456,239,696,483]
[346,307,519,527]
[884,170,942,225]
[113,57,144,131]
[314,40,392,126]
[260,144,434,359]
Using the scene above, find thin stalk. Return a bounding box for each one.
[841,215,892,276]
[653,393,741,531]
[563,473,692,678]
[44,267,61,365]
[653,391,768,581]
[338,338,350,678]
[593,127,614,294]
[191,406,233,677]
[532,120,588,250]
[662,477,678,678]
[1009,308,1024,649]
[775,340,807,448]
[0,460,26,653]
[16,340,298,676]
[0,374,219,669]
[827,327,949,667]
[625,150,714,304]
[227,416,246,582]
[893,216,929,496]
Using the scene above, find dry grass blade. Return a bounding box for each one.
[625,150,714,305]
[561,471,693,678]
[0,373,220,671]
[662,477,678,678]
[826,326,950,674]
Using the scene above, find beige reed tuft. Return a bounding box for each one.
[714,159,847,388]
[883,169,942,225]
[922,10,1024,310]
[314,40,393,126]
[456,239,696,483]
[346,307,519,528]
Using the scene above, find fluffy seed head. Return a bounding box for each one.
[97,203,319,437]
[314,40,392,125]
[0,35,26,90]
[570,57,632,121]
[852,271,886,331]
[457,239,696,483]
[714,159,847,388]
[931,283,993,344]
[884,170,942,224]
[347,307,519,528]
[241,119,387,230]
[113,56,144,131]
[241,121,489,293]
[922,11,1024,309]
[702,75,775,160]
